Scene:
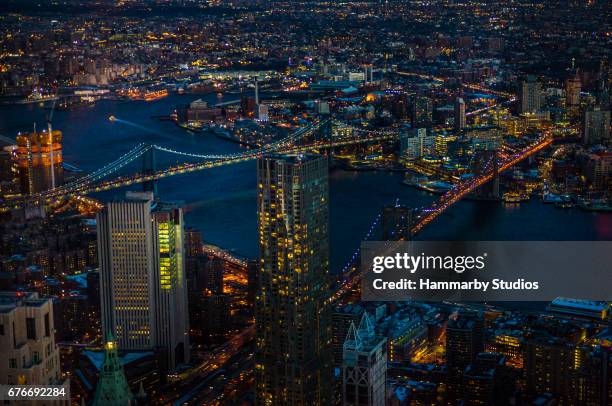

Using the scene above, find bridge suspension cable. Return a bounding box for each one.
[42,143,153,198]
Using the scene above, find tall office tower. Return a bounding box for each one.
[255,154,332,405]
[0,292,62,386]
[184,227,202,257]
[97,192,189,369]
[254,77,259,105]
[454,97,466,131]
[596,59,610,108]
[411,96,433,127]
[257,104,269,122]
[565,70,581,109]
[16,128,64,194]
[583,107,611,145]
[342,313,387,406]
[364,64,374,83]
[92,333,134,406]
[518,75,542,114]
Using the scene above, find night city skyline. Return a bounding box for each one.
[0,1,611,405]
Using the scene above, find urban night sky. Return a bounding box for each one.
[0,1,610,405]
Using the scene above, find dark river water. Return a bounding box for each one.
[1,93,610,272]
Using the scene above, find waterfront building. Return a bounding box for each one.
[15,129,64,194]
[582,152,612,191]
[255,154,333,405]
[400,128,435,161]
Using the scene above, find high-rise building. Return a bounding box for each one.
[446,317,479,371]
[582,152,612,191]
[257,103,269,122]
[255,154,332,405]
[342,312,387,406]
[184,227,202,257]
[97,192,189,369]
[0,292,62,386]
[565,71,581,109]
[0,145,20,198]
[454,97,466,131]
[15,129,64,194]
[411,96,433,127]
[583,107,611,145]
[446,311,484,365]
[596,59,610,108]
[364,64,374,83]
[518,75,542,114]
[445,312,485,402]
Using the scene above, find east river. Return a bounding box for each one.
[1,93,609,272]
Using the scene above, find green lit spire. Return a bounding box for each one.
[92,332,133,406]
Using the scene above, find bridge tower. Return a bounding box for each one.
[382,205,413,241]
[142,147,157,195]
[473,149,500,200]
[320,119,333,142]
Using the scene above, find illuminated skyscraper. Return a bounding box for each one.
[97,192,189,369]
[255,154,332,405]
[411,96,433,127]
[518,75,542,114]
[583,107,611,145]
[15,129,64,194]
[454,97,466,131]
[565,71,581,109]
